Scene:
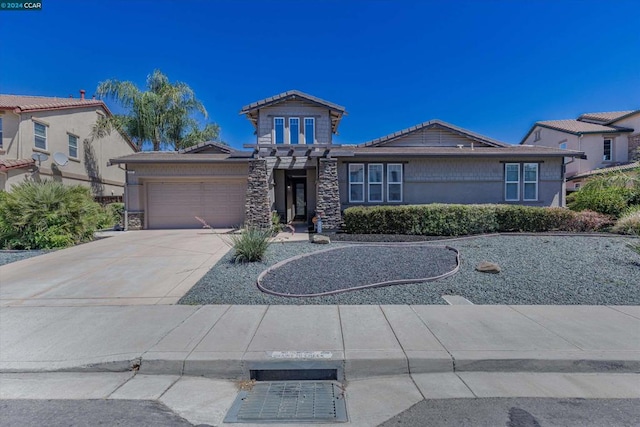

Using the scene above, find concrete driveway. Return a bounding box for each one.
[0,230,232,307]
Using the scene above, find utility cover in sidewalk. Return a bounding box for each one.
[224,381,347,423]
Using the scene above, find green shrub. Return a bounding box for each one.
[612,207,640,235]
[343,204,611,236]
[95,202,125,230]
[568,172,640,217]
[271,211,283,234]
[0,180,102,249]
[229,226,272,262]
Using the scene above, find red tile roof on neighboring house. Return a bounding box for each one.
[568,161,640,180]
[0,158,35,171]
[578,110,639,125]
[0,94,106,113]
[359,119,509,148]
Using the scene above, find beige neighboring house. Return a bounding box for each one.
[0,92,137,196]
[521,110,640,190]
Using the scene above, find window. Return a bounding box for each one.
[349,164,365,202]
[368,164,383,202]
[274,117,284,144]
[387,164,403,202]
[559,142,567,150]
[505,163,520,201]
[304,118,315,144]
[523,163,539,201]
[68,134,78,158]
[34,122,47,150]
[603,138,612,161]
[0,117,3,148]
[289,118,299,144]
[534,130,541,141]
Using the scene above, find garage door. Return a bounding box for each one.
[147,180,247,229]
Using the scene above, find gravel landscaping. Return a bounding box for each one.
[178,235,640,305]
[0,251,47,267]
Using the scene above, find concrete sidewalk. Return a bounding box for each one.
[2,304,638,378]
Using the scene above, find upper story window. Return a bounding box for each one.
[368,164,383,202]
[603,138,612,161]
[274,117,284,144]
[387,164,403,202]
[289,118,299,144]
[304,118,315,144]
[559,141,567,150]
[534,129,541,141]
[68,134,79,158]
[34,122,47,150]
[349,163,365,202]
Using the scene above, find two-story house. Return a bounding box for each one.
[111,90,583,230]
[0,92,137,196]
[520,110,640,190]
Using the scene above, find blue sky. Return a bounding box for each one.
[1,0,639,149]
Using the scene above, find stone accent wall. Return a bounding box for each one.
[316,158,342,230]
[127,212,144,230]
[629,133,640,161]
[245,159,272,229]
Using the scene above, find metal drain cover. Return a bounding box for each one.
[224,381,347,423]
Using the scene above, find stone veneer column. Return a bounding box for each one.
[316,158,342,230]
[245,159,272,229]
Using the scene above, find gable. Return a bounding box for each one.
[382,126,497,148]
[180,141,234,154]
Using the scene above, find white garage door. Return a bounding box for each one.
[147,180,247,229]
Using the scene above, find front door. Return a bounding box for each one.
[292,178,307,221]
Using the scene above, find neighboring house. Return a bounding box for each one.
[0,92,137,196]
[521,110,640,190]
[111,90,583,230]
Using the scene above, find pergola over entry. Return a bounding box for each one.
[243,144,353,230]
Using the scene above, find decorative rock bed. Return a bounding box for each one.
[257,244,460,297]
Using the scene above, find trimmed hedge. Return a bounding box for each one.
[343,204,612,236]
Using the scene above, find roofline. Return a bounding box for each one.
[359,119,509,148]
[179,141,236,154]
[605,109,640,125]
[520,122,634,144]
[239,90,346,114]
[568,161,640,180]
[109,157,251,165]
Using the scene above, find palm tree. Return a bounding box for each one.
[95,70,220,151]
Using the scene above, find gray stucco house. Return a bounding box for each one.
[111,90,583,230]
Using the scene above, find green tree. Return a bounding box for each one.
[95,70,221,151]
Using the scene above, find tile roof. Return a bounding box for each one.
[359,119,509,148]
[343,145,585,158]
[578,110,639,124]
[536,120,633,135]
[569,161,640,180]
[0,158,35,171]
[180,141,236,154]
[0,94,106,112]
[110,151,253,164]
[240,90,346,114]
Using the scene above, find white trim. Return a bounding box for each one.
[34,121,48,151]
[523,163,539,201]
[304,117,315,145]
[505,163,520,201]
[68,133,79,159]
[387,163,403,202]
[348,163,365,203]
[288,117,300,145]
[367,163,383,202]
[274,117,285,144]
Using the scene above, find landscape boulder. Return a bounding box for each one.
[476,261,501,274]
[312,234,331,244]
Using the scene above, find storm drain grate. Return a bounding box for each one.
[224,381,347,423]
